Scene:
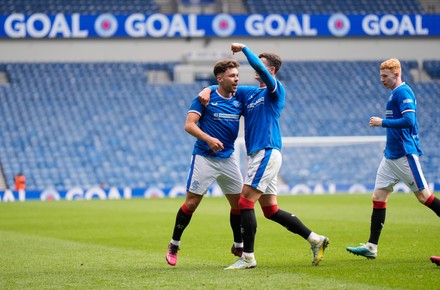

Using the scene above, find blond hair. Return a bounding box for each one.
[380,58,401,74]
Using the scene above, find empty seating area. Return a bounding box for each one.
[278,60,439,186]
[0,0,427,15]
[0,61,438,191]
[243,0,425,14]
[0,63,199,190]
[423,60,440,79]
[0,0,159,15]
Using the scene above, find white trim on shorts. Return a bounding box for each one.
[244,148,282,195]
[186,153,243,195]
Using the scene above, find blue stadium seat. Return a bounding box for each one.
[0,0,159,14]
[0,60,438,191]
[423,60,440,79]
[243,0,425,14]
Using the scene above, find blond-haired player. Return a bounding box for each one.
[347,58,440,259]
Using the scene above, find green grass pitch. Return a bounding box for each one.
[0,193,439,289]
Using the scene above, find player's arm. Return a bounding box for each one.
[185,112,224,152]
[369,112,415,128]
[232,43,277,92]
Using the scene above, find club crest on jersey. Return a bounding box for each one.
[233,100,240,108]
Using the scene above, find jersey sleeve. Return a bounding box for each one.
[242,46,277,92]
[188,95,204,116]
[397,87,416,115]
[382,112,415,128]
[382,87,416,129]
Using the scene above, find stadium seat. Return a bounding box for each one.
[243,0,425,14]
[0,60,438,191]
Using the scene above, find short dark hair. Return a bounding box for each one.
[213,59,240,77]
[259,52,282,74]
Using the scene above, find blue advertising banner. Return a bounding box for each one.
[0,13,439,38]
[1,182,439,202]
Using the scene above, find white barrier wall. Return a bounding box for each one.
[0,38,439,63]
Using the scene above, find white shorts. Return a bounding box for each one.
[186,153,243,195]
[375,154,428,192]
[244,149,282,195]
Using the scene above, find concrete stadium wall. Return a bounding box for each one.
[1,37,439,63]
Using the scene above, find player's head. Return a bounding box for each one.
[213,59,240,95]
[259,53,282,75]
[213,58,240,77]
[380,58,402,90]
[254,53,282,85]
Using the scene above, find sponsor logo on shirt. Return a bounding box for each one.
[402,99,413,104]
[247,96,264,110]
[213,113,240,120]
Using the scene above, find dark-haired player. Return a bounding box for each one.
[200,43,329,269]
[166,59,244,266]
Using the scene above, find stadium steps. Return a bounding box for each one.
[0,71,9,86]
[222,0,248,13]
[419,0,440,13]
[156,0,177,13]
[0,163,8,190]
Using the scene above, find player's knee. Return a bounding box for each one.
[421,192,434,206]
[184,200,199,212]
[261,204,279,218]
[238,196,255,210]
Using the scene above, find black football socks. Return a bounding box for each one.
[369,208,386,245]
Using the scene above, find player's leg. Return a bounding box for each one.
[225,194,243,257]
[260,194,312,238]
[420,189,440,217]
[370,189,391,244]
[166,155,214,266]
[218,154,245,257]
[225,184,260,269]
[347,157,393,259]
[259,194,329,266]
[226,149,277,269]
[402,154,440,217]
[171,192,204,241]
[166,192,203,266]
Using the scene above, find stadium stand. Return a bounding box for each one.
[279,60,439,186]
[0,0,159,14]
[243,0,425,14]
[0,0,438,192]
[0,61,438,191]
[423,60,440,79]
[0,0,432,15]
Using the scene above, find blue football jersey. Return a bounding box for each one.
[236,82,285,156]
[236,46,286,156]
[209,46,285,156]
[383,83,423,159]
[188,90,243,158]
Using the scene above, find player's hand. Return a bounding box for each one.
[369,116,383,127]
[231,43,246,55]
[198,87,211,106]
[207,137,224,153]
